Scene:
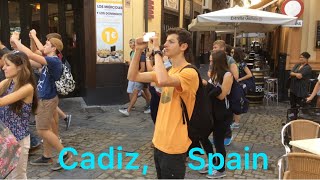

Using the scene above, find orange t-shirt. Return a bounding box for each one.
[152,66,199,154]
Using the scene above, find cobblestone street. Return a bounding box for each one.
[27,97,289,179]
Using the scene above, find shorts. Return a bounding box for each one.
[143,83,149,89]
[317,90,320,96]
[127,80,144,93]
[35,96,59,130]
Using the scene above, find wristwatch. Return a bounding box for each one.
[152,50,163,57]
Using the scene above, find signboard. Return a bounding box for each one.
[316,21,320,49]
[281,0,304,18]
[96,0,124,64]
[282,20,303,27]
[184,0,191,16]
[164,0,179,12]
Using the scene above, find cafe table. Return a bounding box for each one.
[289,138,320,155]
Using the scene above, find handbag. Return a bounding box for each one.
[242,76,256,93]
[238,62,256,93]
[0,121,21,179]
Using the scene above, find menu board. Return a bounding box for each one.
[317,21,320,49]
[96,0,124,64]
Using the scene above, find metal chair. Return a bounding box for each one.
[281,119,320,154]
[264,77,278,105]
[278,152,320,179]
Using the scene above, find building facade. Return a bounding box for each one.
[0,0,206,105]
[252,0,320,70]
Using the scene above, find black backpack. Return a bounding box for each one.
[180,65,214,142]
[227,77,249,115]
[238,62,255,93]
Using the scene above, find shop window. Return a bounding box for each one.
[162,12,179,44]
[48,3,59,33]
[31,2,41,35]
[8,0,21,34]
[65,2,75,50]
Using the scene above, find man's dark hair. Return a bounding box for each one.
[225,44,232,56]
[0,44,10,58]
[166,27,193,62]
[0,50,7,58]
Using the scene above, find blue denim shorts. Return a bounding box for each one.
[127,81,143,93]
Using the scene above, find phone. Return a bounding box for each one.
[143,32,155,42]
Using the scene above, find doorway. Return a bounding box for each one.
[0,0,84,96]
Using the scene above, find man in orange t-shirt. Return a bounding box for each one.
[127,28,198,179]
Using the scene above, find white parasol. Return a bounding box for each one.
[188,6,297,46]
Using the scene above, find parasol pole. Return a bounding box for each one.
[233,25,237,47]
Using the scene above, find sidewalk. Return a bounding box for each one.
[27,97,289,179]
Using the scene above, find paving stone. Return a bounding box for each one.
[26,98,290,179]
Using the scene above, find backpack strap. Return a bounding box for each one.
[180,98,189,125]
[179,64,201,125]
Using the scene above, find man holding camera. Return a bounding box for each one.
[127,28,198,179]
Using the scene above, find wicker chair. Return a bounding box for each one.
[281,119,320,154]
[278,153,320,179]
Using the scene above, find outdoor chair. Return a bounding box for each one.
[281,119,320,154]
[278,152,320,179]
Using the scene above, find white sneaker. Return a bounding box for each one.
[119,109,130,116]
[206,170,226,179]
[199,164,209,174]
[143,107,151,114]
[230,122,240,129]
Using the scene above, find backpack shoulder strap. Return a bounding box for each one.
[179,64,201,85]
[179,64,201,125]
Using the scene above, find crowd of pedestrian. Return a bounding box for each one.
[1,26,320,180]
[124,27,320,179]
[0,30,73,179]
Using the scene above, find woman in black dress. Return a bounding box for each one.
[289,52,312,108]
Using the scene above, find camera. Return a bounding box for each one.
[143,32,155,42]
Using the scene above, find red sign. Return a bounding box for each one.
[148,0,154,19]
[281,0,304,18]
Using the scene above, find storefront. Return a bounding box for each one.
[252,0,320,71]
[249,0,320,101]
[0,0,204,105]
[161,1,180,44]
[0,0,85,98]
[0,0,128,105]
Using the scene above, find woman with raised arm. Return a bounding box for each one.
[10,32,72,171]
[0,51,38,179]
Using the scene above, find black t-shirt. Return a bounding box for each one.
[130,51,146,71]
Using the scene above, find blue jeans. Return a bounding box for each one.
[154,148,187,179]
[30,131,41,148]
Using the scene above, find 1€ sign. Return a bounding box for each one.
[102,27,118,45]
